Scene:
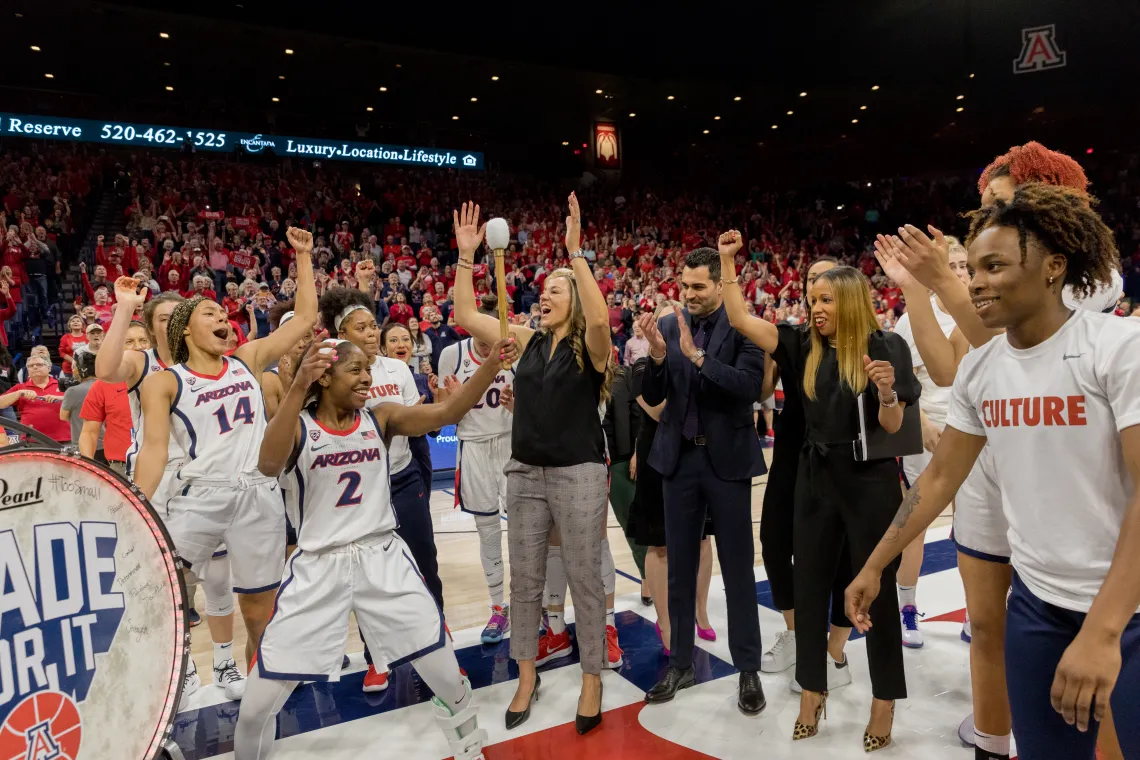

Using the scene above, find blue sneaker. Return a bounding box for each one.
[342,655,351,669]
[900,605,924,648]
[481,605,510,644]
[187,608,201,628]
[961,616,972,644]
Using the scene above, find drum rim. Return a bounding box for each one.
[0,447,189,760]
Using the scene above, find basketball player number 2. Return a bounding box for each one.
[335,471,364,508]
[213,396,255,433]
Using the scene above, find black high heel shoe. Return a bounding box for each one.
[505,674,540,730]
[575,679,603,735]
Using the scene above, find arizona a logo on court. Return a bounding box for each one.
[1013,24,1067,74]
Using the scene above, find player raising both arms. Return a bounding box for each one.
[234,335,518,760]
[134,226,317,671]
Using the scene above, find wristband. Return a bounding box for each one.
[649,349,666,362]
[879,390,899,408]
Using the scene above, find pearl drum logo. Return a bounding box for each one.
[0,453,185,759]
[1013,24,1067,74]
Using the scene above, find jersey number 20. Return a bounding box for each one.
[213,396,255,434]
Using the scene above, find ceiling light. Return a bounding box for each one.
[285,48,294,55]
[159,32,169,39]
[491,75,499,81]
[734,96,742,101]
[582,143,587,148]
[969,73,975,78]
[470,97,478,102]
[29,45,40,51]
[452,115,459,120]
[703,129,710,134]
[714,116,721,120]
[871,85,880,91]
[628,112,636,117]
[799,91,807,97]
[379,86,387,92]
[956,94,965,100]
[271,97,279,102]
[44,73,53,79]
[771,124,778,129]
[786,110,793,115]
[595,89,603,94]
[667,95,675,100]
[164,61,171,66]
[366,106,373,112]
[860,105,867,110]
[165,86,174,91]
[561,141,569,146]
[1086,147,1094,154]
[867,182,872,187]
[852,118,859,123]
[395,64,402,68]
[956,107,964,112]
[278,75,285,80]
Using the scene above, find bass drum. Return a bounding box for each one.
[0,448,187,760]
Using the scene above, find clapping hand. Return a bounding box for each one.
[873,235,920,290]
[636,312,666,360]
[500,385,515,413]
[673,305,698,361]
[892,224,953,291]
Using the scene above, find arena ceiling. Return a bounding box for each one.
[4,0,1138,183]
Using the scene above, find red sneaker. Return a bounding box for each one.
[535,629,573,666]
[605,625,624,669]
[362,664,389,693]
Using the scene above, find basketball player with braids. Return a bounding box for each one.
[847,183,1140,760]
[874,143,1124,760]
[96,281,246,701]
[436,293,515,644]
[234,335,516,760]
[318,285,441,693]
[134,226,317,673]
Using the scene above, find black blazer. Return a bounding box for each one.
[641,306,767,481]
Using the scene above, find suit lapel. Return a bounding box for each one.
[705,308,731,359]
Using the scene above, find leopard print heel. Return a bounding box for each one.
[791,691,827,741]
[863,701,895,752]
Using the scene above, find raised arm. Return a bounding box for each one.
[134,371,177,501]
[452,203,534,350]
[237,227,315,373]
[379,338,516,439]
[718,231,779,354]
[845,425,986,631]
[565,193,611,372]
[95,277,149,384]
[257,339,332,476]
[875,234,969,386]
[894,225,1002,349]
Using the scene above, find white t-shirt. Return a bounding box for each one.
[893,296,958,426]
[947,310,1140,612]
[365,356,420,474]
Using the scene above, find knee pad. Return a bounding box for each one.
[202,554,235,617]
[601,538,616,596]
[474,514,502,555]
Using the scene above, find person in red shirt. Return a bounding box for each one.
[389,292,414,325]
[0,279,17,348]
[606,293,624,330]
[58,315,87,374]
[0,354,68,442]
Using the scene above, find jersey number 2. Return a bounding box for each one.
[213,396,255,434]
[335,471,363,508]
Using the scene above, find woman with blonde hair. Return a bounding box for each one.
[717,231,921,751]
[453,194,613,736]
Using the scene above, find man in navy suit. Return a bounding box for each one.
[637,246,768,714]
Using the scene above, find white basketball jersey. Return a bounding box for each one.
[288,409,395,552]
[440,338,513,442]
[169,356,267,482]
[365,355,419,473]
[126,349,185,477]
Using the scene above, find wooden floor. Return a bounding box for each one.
[187,450,952,683]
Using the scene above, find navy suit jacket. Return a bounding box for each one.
[641,306,767,481]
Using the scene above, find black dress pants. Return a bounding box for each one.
[663,441,762,672]
[793,447,906,700]
[760,440,852,626]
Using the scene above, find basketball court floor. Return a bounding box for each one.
[172,462,992,759]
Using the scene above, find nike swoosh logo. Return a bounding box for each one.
[1062,353,1084,360]
[311,443,333,451]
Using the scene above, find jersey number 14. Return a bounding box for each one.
[213,396,255,433]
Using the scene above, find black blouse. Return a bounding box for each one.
[511,331,607,467]
[773,324,921,447]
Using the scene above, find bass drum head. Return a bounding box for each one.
[0,450,186,760]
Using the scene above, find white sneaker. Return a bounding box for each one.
[214,658,247,701]
[900,605,924,648]
[961,614,972,643]
[760,629,796,673]
[180,660,201,709]
[958,713,975,746]
[790,652,852,693]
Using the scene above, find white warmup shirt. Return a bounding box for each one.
[892,295,958,426]
[946,310,1140,612]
